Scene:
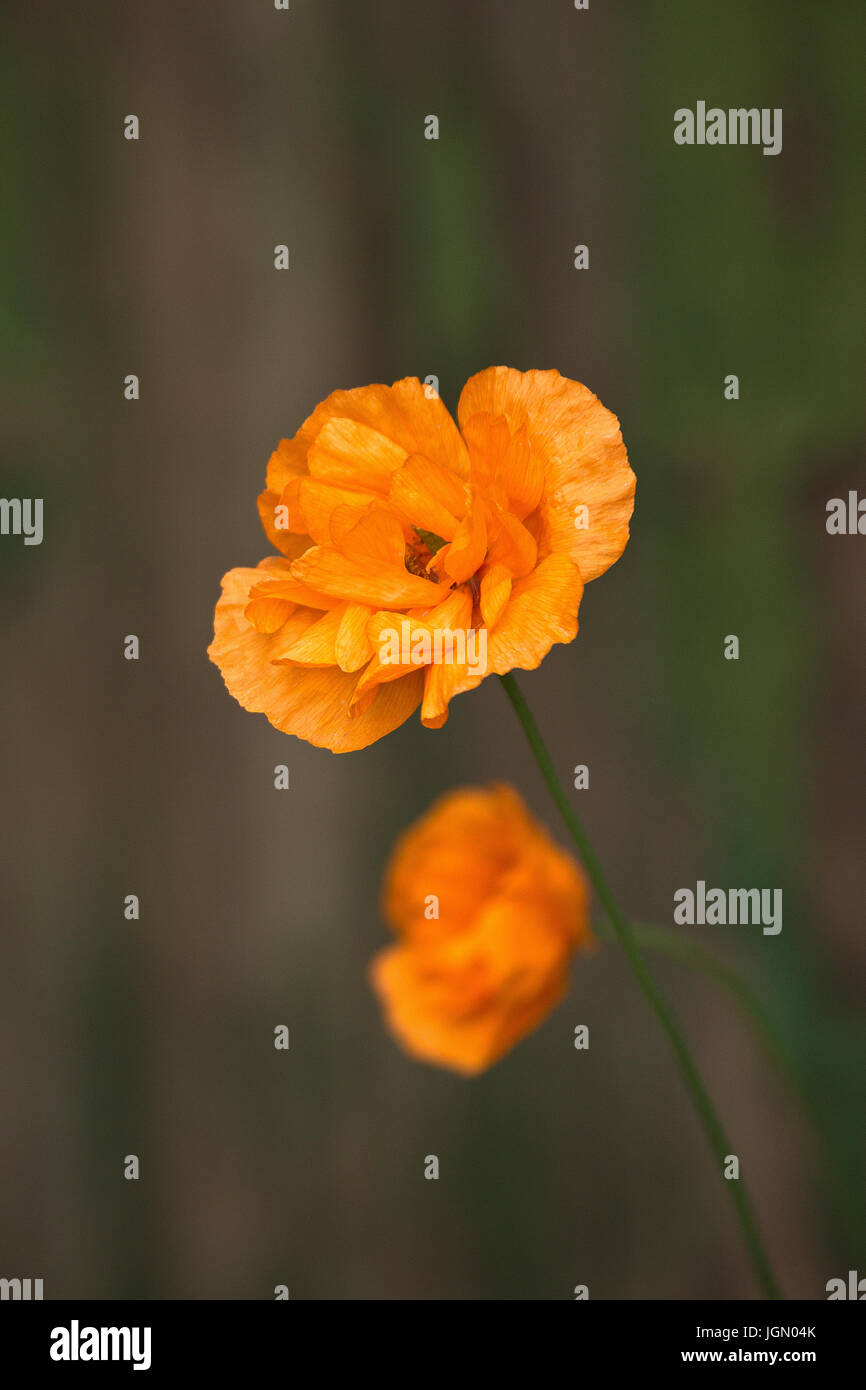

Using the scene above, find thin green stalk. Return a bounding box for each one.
[596,919,794,1092]
[608,921,830,1186]
[499,672,782,1301]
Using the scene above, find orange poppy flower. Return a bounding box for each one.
[369,784,592,1075]
[208,369,634,751]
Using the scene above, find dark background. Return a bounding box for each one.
[1,0,863,1299]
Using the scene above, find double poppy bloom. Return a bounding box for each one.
[208,367,635,751]
[370,784,592,1075]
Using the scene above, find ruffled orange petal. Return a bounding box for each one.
[369,904,571,1076]
[439,502,487,583]
[485,503,537,578]
[487,553,584,674]
[244,594,296,634]
[335,603,374,673]
[420,658,487,730]
[423,586,474,630]
[418,589,483,729]
[351,612,435,705]
[498,422,543,518]
[304,377,471,484]
[308,417,408,493]
[388,454,465,540]
[462,413,543,520]
[337,506,406,566]
[208,564,423,752]
[382,784,527,940]
[290,545,450,609]
[256,439,311,557]
[458,367,635,581]
[282,476,373,547]
[245,568,339,611]
[479,562,512,629]
[256,494,312,560]
[275,606,345,666]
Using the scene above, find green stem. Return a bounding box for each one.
[613,922,829,1183]
[598,920,793,1091]
[499,672,782,1301]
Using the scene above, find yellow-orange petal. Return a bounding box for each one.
[417,589,482,729]
[421,586,473,629]
[308,416,408,493]
[336,506,406,566]
[499,421,544,518]
[485,503,537,578]
[458,367,635,581]
[352,613,435,704]
[244,594,296,634]
[257,377,473,555]
[369,904,571,1076]
[275,606,345,666]
[291,544,450,609]
[487,553,584,674]
[286,476,373,547]
[303,378,471,488]
[382,783,530,940]
[440,501,487,583]
[264,437,301,497]
[479,562,512,629]
[335,603,374,673]
[208,564,424,752]
[256,489,312,559]
[336,378,472,480]
[246,567,340,605]
[462,412,544,520]
[388,453,465,540]
[420,656,486,730]
[255,439,311,555]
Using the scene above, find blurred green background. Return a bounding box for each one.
[1,0,864,1299]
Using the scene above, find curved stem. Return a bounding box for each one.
[598,920,793,1091]
[612,922,830,1188]
[499,672,782,1301]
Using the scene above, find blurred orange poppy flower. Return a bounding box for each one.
[209,368,634,751]
[369,784,592,1075]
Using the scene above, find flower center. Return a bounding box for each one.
[404,527,446,578]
